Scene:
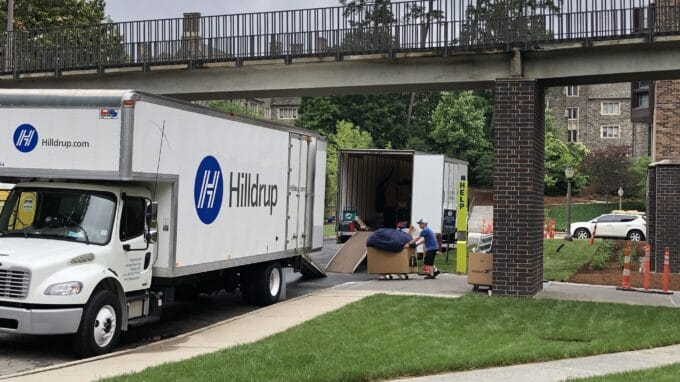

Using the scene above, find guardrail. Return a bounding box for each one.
[0,0,678,77]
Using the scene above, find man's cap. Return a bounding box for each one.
[417,218,428,224]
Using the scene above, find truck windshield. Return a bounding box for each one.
[0,188,116,245]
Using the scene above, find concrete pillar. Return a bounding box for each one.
[492,78,545,296]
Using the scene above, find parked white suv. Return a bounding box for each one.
[569,212,646,241]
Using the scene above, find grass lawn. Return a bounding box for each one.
[543,239,601,281]
[431,239,599,281]
[108,295,680,382]
[570,363,680,382]
[545,202,645,231]
[323,223,336,238]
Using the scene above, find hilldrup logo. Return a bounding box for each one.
[13,124,38,153]
[194,156,223,224]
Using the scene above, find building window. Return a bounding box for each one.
[278,107,298,119]
[567,129,578,143]
[636,93,649,108]
[566,107,578,120]
[566,85,579,97]
[601,102,621,115]
[600,125,620,139]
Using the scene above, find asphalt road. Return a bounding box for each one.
[0,239,372,377]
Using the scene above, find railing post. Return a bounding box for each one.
[443,21,448,56]
[98,26,104,75]
[648,1,656,44]
[55,32,61,77]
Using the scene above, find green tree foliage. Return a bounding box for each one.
[297,92,441,150]
[1,0,123,70]
[581,146,641,200]
[544,109,588,195]
[430,91,493,185]
[340,0,395,51]
[460,0,558,46]
[631,156,651,198]
[325,120,374,214]
[0,0,107,29]
[207,100,264,119]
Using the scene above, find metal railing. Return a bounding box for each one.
[0,0,678,77]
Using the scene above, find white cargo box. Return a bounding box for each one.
[336,149,467,241]
[0,90,326,278]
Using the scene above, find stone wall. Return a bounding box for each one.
[545,83,650,157]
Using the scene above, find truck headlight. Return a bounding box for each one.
[45,281,83,296]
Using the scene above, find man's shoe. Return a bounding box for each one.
[424,275,436,279]
[434,269,441,276]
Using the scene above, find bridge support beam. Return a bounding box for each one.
[492,78,545,296]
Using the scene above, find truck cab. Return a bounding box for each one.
[0,182,157,356]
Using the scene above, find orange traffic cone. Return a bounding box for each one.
[589,223,598,245]
[621,242,631,289]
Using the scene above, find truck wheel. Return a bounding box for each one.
[242,262,282,306]
[72,290,122,358]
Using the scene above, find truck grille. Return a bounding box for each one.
[0,268,31,299]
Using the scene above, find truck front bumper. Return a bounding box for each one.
[0,305,83,335]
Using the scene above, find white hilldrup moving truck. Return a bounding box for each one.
[0,90,326,356]
[336,149,467,243]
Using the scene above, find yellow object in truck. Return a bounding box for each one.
[0,190,8,212]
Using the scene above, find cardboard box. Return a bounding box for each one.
[367,247,415,274]
[468,252,493,286]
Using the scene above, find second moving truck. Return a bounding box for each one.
[0,89,326,356]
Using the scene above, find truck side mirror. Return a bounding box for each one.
[146,201,158,227]
[146,228,158,244]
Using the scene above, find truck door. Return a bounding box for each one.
[112,196,155,292]
[287,134,309,251]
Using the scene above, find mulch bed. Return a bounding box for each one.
[568,261,680,291]
[568,240,680,291]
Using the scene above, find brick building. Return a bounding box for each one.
[545,83,650,157]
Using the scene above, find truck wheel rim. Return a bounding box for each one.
[93,305,116,347]
[269,268,281,297]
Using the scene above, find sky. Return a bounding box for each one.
[105,0,341,22]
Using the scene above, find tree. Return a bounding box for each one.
[581,146,639,201]
[207,100,264,119]
[297,92,441,150]
[460,0,559,46]
[544,109,588,195]
[325,120,374,215]
[631,156,651,198]
[430,91,493,185]
[339,0,396,52]
[0,0,124,71]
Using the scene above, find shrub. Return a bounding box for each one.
[590,241,613,271]
[616,241,643,269]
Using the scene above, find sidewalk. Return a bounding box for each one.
[2,274,678,382]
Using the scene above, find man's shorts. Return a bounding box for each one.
[424,249,437,266]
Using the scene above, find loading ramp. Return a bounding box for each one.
[325,231,371,273]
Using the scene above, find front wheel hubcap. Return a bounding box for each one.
[269,268,281,297]
[93,305,116,348]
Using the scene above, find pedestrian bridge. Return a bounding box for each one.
[0,0,679,99]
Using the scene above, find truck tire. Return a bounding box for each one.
[72,289,122,358]
[242,262,282,306]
